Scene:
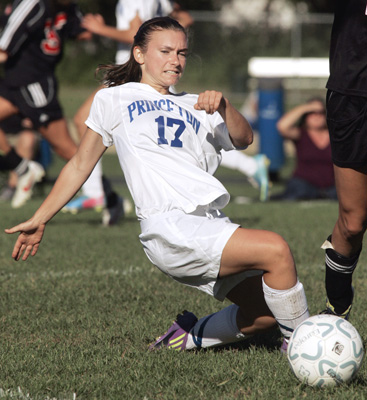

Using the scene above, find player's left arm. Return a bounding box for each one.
[194,90,253,148]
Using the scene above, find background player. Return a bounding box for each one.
[0,0,93,208]
[5,17,309,353]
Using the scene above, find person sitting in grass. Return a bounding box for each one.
[5,16,309,352]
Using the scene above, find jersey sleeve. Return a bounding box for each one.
[208,112,239,151]
[115,0,139,30]
[158,0,174,16]
[0,0,45,55]
[86,91,114,147]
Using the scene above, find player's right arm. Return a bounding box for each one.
[5,129,107,261]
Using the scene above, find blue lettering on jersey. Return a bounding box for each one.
[127,99,200,134]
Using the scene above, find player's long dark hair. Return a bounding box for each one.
[97,17,187,87]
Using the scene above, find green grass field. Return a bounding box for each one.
[0,153,366,400]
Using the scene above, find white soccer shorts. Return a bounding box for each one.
[139,208,262,301]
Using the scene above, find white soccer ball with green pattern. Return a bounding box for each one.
[287,314,364,387]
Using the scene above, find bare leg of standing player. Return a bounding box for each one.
[322,165,367,318]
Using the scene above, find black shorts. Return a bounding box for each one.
[0,75,63,129]
[326,90,367,168]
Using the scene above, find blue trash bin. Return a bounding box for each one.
[258,78,285,179]
[38,138,53,170]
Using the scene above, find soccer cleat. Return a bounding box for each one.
[102,195,125,226]
[149,310,198,351]
[248,154,270,202]
[61,195,105,214]
[320,299,353,320]
[320,287,354,320]
[11,161,45,208]
[0,185,15,202]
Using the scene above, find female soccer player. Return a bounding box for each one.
[66,0,193,216]
[5,17,309,352]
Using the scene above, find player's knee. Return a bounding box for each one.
[268,233,295,273]
[338,212,367,241]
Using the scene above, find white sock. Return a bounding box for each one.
[81,159,104,198]
[262,278,309,339]
[220,150,257,177]
[185,304,246,349]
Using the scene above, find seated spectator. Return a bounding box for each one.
[272,98,337,201]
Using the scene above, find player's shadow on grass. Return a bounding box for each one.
[145,329,282,353]
[212,328,282,353]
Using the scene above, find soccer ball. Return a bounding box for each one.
[287,314,364,387]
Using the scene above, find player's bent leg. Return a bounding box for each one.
[225,275,276,336]
[0,96,19,154]
[220,227,309,350]
[178,276,276,350]
[220,227,297,289]
[150,228,309,352]
[39,119,77,161]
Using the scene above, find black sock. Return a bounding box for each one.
[102,175,119,208]
[0,148,24,171]
[324,236,360,314]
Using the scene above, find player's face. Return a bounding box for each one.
[135,29,188,94]
[306,110,327,131]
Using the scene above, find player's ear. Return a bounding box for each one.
[134,46,144,65]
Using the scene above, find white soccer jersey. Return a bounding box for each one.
[115,0,173,64]
[86,83,237,220]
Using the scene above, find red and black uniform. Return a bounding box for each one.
[326,0,367,168]
[0,0,85,128]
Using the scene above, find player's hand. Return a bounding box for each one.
[5,220,46,261]
[82,14,106,35]
[194,90,226,115]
